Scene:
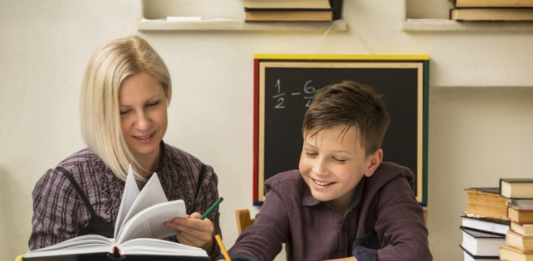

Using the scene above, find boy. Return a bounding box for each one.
[222,81,432,261]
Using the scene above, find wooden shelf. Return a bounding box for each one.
[402,19,533,32]
[137,19,347,31]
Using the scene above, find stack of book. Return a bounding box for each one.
[243,0,342,22]
[450,0,533,21]
[498,179,533,261]
[461,187,508,261]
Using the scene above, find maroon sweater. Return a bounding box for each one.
[225,162,432,261]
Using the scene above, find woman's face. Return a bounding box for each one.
[119,72,168,163]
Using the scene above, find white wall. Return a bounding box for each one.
[1,0,533,261]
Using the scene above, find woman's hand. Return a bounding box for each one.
[165,212,215,254]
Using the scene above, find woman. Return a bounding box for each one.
[29,36,221,259]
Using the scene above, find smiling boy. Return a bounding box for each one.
[222,81,432,261]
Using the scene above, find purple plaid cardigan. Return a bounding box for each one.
[29,142,221,260]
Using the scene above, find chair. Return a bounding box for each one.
[235,209,255,234]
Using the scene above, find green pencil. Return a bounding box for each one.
[200,197,223,220]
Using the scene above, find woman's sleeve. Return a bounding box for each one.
[194,164,222,260]
[28,168,82,250]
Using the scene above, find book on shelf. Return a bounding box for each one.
[512,222,533,236]
[508,199,533,210]
[460,245,501,261]
[243,0,331,9]
[461,216,509,235]
[465,188,508,221]
[243,0,342,21]
[461,226,506,257]
[501,179,533,199]
[507,230,533,251]
[245,10,333,21]
[450,8,533,22]
[23,166,208,261]
[499,245,533,261]
[455,0,533,7]
[509,208,533,224]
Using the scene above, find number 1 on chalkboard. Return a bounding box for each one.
[274,79,285,109]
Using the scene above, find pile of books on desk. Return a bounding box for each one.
[243,0,342,22]
[460,187,508,261]
[450,0,533,21]
[498,179,533,261]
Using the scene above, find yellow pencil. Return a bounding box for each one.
[215,234,231,261]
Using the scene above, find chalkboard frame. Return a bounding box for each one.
[253,54,430,206]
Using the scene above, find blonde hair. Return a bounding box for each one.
[80,36,172,181]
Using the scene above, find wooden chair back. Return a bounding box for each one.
[235,209,255,234]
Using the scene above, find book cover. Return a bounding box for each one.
[330,0,342,20]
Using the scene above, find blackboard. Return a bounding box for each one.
[253,55,429,206]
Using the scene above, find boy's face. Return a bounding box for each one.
[299,124,382,212]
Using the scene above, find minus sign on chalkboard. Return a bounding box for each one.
[292,92,301,95]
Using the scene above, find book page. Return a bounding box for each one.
[114,165,140,239]
[120,238,207,256]
[121,172,168,230]
[24,235,112,258]
[116,200,187,245]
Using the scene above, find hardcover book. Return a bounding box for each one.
[460,245,500,260]
[501,179,533,199]
[245,10,333,21]
[509,208,533,224]
[450,8,533,21]
[508,199,533,210]
[465,188,508,221]
[23,166,208,260]
[455,0,533,7]
[243,0,331,9]
[507,230,533,251]
[461,226,506,257]
[512,222,533,236]
[461,216,509,235]
[499,245,533,261]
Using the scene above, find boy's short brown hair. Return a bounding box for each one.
[302,80,390,157]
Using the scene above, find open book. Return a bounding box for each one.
[24,166,208,260]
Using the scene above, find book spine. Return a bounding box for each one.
[500,178,504,197]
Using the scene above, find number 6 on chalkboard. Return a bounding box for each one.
[253,54,430,207]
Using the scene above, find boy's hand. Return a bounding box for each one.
[164,212,215,254]
[323,258,357,261]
